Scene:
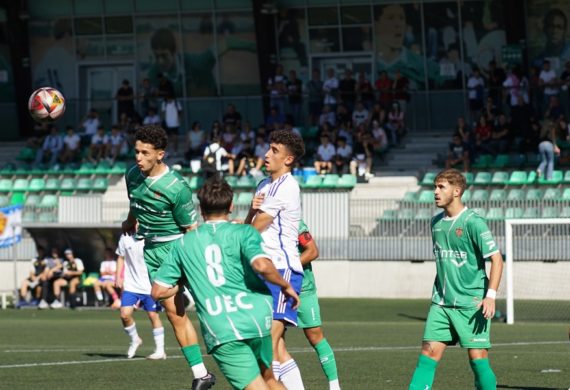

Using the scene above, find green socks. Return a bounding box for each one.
[409,355,438,389]
[314,339,339,381]
[470,358,496,390]
[181,344,208,378]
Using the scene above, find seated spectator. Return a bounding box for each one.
[370,120,389,153]
[161,95,183,156]
[252,134,269,173]
[318,104,336,128]
[334,136,353,174]
[88,126,109,164]
[59,126,81,164]
[483,96,500,124]
[375,70,393,109]
[446,134,470,171]
[203,138,235,177]
[221,124,238,152]
[142,107,161,125]
[337,121,354,146]
[38,248,63,309]
[81,109,100,145]
[185,121,206,160]
[107,126,128,164]
[210,120,222,141]
[93,248,121,308]
[352,101,370,128]
[28,122,50,150]
[235,145,257,177]
[265,106,286,131]
[467,68,485,120]
[336,104,351,126]
[223,103,242,128]
[34,126,63,166]
[385,101,405,145]
[51,248,85,309]
[350,128,374,179]
[474,115,494,155]
[369,103,386,126]
[357,70,375,109]
[18,246,47,307]
[239,121,255,149]
[314,134,336,174]
[490,114,511,154]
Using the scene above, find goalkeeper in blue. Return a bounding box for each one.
[409,169,503,390]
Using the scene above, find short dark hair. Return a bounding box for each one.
[269,129,305,164]
[135,125,168,150]
[151,28,177,54]
[197,177,233,216]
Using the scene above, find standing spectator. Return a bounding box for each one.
[446,133,470,171]
[467,68,485,121]
[51,248,84,309]
[334,136,353,174]
[107,126,128,163]
[93,248,121,308]
[116,79,135,121]
[34,126,63,166]
[318,105,336,128]
[18,247,47,307]
[267,64,287,115]
[314,134,336,174]
[323,68,339,111]
[142,107,161,126]
[81,109,100,144]
[357,70,375,109]
[375,70,393,109]
[161,94,182,156]
[392,69,410,113]
[59,126,81,164]
[385,101,405,146]
[287,70,303,125]
[539,60,559,115]
[339,69,357,113]
[502,66,522,110]
[88,126,109,164]
[474,115,494,155]
[537,122,561,180]
[487,60,506,111]
[185,121,206,160]
[352,101,370,128]
[139,78,157,115]
[307,68,324,125]
[222,104,242,128]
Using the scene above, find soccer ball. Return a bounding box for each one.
[28,87,66,122]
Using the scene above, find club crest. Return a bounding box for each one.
[455,227,463,237]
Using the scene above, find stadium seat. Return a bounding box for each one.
[378,209,397,221]
[236,192,253,206]
[415,208,433,220]
[61,178,77,191]
[420,172,437,186]
[416,190,434,203]
[538,170,563,185]
[38,194,58,208]
[111,161,127,175]
[94,160,113,175]
[235,175,256,189]
[473,172,492,186]
[76,178,93,191]
[397,208,415,220]
[489,154,509,169]
[77,162,96,175]
[292,175,304,186]
[337,174,357,188]
[542,188,561,201]
[12,179,29,192]
[541,207,559,218]
[45,178,61,192]
[562,188,570,202]
[472,154,492,169]
[303,175,323,189]
[471,208,486,218]
[461,189,472,202]
[485,207,504,220]
[563,170,570,184]
[522,207,540,218]
[92,178,108,192]
[525,189,543,201]
[471,189,489,202]
[508,154,526,168]
[10,192,25,205]
[402,191,417,203]
[0,195,9,207]
[24,194,40,207]
[322,174,339,188]
[489,189,506,201]
[225,176,238,187]
[490,171,509,185]
[462,172,474,186]
[526,170,537,183]
[505,207,524,219]
[188,176,204,191]
[507,189,525,201]
[16,147,36,162]
[28,178,46,192]
[0,179,12,192]
[506,171,528,186]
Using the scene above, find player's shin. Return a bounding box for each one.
[279,359,305,390]
[314,339,340,389]
[409,354,438,390]
[153,327,165,354]
[181,344,208,379]
[469,358,497,390]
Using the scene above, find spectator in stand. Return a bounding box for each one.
[385,101,405,146]
[203,137,235,177]
[142,107,161,126]
[369,103,386,126]
[221,124,238,152]
[490,113,510,155]
[252,134,269,174]
[81,109,101,145]
[116,79,135,121]
[319,104,336,128]
[339,69,357,113]
[34,126,63,166]
[210,120,222,141]
[267,64,287,115]
[222,104,242,128]
[539,60,559,114]
[161,94,182,156]
[314,134,336,174]
[375,70,393,109]
[107,125,128,164]
[139,77,157,115]
[352,101,370,128]
[336,104,351,127]
[474,115,494,155]
[487,60,506,111]
[93,248,121,309]
[185,121,206,160]
[265,106,286,131]
[156,73,175,100]
[502,65,522,111]
[370,120,389,154]
[357,70,375,109]
[446,133,470,171]
[544,95,563,121]
[59,126,81,164]
[28,122,50,151]
[240,121,255,149]
[337,121,354,146]
[307,68,324,126]
[392,69,410,113]
[350,127,374,180]
[537,121,561,180]
[38,248,63,309]
[50,248,84,309]
[455,116,474,158]
[323,68,339,112]
[287,70,303,125]
[483,96,500,124]
[511,95,532,149]
[88,126,109,164]
[18,246,47,307]
[560,61,570,89]
[467,68,485,121]
[235,141,257,177]
[334,136,353,174]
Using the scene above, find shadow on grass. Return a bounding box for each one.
[397,313,427,321]
[84,353,127,358]
[498,385,567,390]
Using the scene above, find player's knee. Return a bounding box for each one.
[304,327,324,346]
[420,342,443,360]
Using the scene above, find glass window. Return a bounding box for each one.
[75,18,103,35]
[308,7,338,26]
[309,28,340,53]
[106,37,135,59]
[342,26,372,52]
[181,0,213,10]
[104,0,133,14]
[135,0,178,12]
[341,6,371,24]
[76,37,106,60]
[29,0,73,19]
[105,16,133,34]
[74,0,103,15]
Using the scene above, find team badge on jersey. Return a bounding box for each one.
[455,227,463,237]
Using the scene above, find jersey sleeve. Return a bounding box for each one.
[298,220,313,247]
[172,181,198,228]
[259,180,294,218]
[241,226,269,264]
[468,215,500,258]
[154,240,184,288]
[116,236,126,257]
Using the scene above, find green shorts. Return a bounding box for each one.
[144,240,176,282]
[211,336,273,390]
[423,304,491,349]
[297,290,322,328]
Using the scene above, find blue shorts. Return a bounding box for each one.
[121,290,162,312]
[265,269,303,326]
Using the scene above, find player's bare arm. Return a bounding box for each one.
[115,255,124,290]
[251,211,274,233]
[151,282,180,301]
[121,211,137,235]
[252,257,300,309]
[478,252,503,319]
[300,236,319,266]
[244,193,265,224]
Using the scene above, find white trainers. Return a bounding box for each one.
[127,337,142,359]
[38,299,49,309]
[50,299,63,309]
[146,351,166,360]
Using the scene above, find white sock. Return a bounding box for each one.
[329,379,341,390]
[152,327,164,353]
[124,323,139,342]
[272,360,281,380]
[95,291,104,301]
[191,363,208,379]
[280,359,305,390]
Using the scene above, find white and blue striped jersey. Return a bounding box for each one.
[254,172,302,273]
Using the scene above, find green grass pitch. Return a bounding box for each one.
[0,299,568,389]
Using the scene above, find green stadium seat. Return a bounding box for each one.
[541,207,559,218]
[461,189,472,202]
[523,207,540,218]
[188,176,204,191]
[489,154,509,169]
[562,188,570,201]
[111,161,127,175]
[337,174,357,188]
[45,178,61,192]
[563,170,570,184]
[490,171,509,185]
[542,188,561,201]
[420,172,437,186]
[10,192,25,205]
[28,178,46,192]
[402,191,417,203]
[507,189,525,201]
[508,154,526,168]
[506,171,528,186]
[538,170,563,185]
[472,154,492,169]
[61,178,77,191]
[561,207,570,218]
[505,207,524,219]
[471,189,489,202]
[225,176,238,187]
[321,174,339,188]
[76,178,93,191]
[472,208,486,218]
[236,192,253,206]
[303,175,323,189]
[485,207,504,220]
[16,147,36,162]
[462,172,474,186]
[0,179,12,192]
[0,195,9,207]
[24,194,40,207]
[77,162,96,175]
[293,175,304,186]
[526,170,537,183]
[416,190,434,203]
[235,175,256,189]
[473,172,492,186]
[95,161,113,175]
[525,189,543,201]
[38,194,58,208]
[397,208,415,220]
[92,178,108,191]
[12,178,29,192]
[489,189,506,201]
[415,209,432,220]
[378,209,397,221]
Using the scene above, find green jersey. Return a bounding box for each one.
[431,208,499,309]
[298,220,316,293]
[155,221,273,353]
[125,165,197,242]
